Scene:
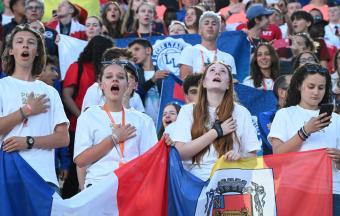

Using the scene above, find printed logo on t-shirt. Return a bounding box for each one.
[21,92,44,104]
[152,37,190,76]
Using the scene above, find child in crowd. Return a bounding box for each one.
[74,60,157,188]
[0,24,69,193]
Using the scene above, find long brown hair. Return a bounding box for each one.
[191,62,235,164]
[250,43,279,88]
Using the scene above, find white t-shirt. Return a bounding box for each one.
[242,76,275,90]
[1,14,13,25]
[0,76,69,186]
[82,82,145,113]
[172,103,260,181]
[178,44,237,75]
[324,24,340,49]
[143,70,160,125]
[268,105,340,194]
[279,23,288,39]
[331,72,339,95]
[74,106,158,187]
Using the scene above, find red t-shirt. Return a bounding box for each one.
[63,62,96,131]
[236,23,282,41]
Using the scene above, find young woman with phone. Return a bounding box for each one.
[268,63,340,215]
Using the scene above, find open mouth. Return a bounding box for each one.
[21,51,30,58]
[213,78,221,82]
[111,84,120,93]
[165,120,173,125]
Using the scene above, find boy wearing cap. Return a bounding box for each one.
[179,11,237,80]
[242,4,275,52]
[237,4,282,43]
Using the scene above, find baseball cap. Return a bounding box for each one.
[246,4,275,20]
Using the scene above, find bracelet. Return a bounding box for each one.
[19,107,28,121]
[25,104,33,115]
[111,133,119,144]
[212,121,223,139]
[301,126,310,137]
[298,127,309,140]
[297,130,306,141]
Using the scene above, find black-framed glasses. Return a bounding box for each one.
[101,60,139,74]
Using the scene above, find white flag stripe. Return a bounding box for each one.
[58,35,87,80]
[51,172,119,216]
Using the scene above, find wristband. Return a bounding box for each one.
[25,104,33,115]
[297,130,306,141]
[301,126,310,137]
[111,133,119,144]
[19,107,28,121]
[212,120,223,139]
[299,127,308,139]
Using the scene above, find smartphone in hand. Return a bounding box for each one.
[319,103,334,123]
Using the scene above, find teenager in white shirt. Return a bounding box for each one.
[268,63,340,215]
[179,11,237,80]
[324,3,340,49]
[243,43,279,90]
[74,61,157,188]
[172,62,260,181]
[0,24,69,191]
[81,47,145,113]
[331,50,340,102]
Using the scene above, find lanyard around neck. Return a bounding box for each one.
[200,49,217,72]
[103,103,126,165]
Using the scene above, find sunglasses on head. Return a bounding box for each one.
[303,63,328,74]
[101,60,138,74]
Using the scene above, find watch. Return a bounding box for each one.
[26,136,34,149]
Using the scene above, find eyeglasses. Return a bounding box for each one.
[299,57,316,64]
[26,5,43,11]
[101,60,138,74]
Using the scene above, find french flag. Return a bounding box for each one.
[0,140,333,216]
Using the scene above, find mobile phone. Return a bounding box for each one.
[319,103,334,118]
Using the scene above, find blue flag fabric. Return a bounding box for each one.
[157,73,186,130]
[115,31,250,82]
[168,147,208,216]
[234,83,277,116]
[0,149,54,216]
